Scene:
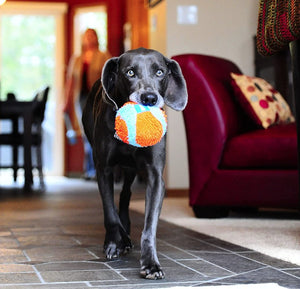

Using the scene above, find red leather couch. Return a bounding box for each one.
[172,54,299,217]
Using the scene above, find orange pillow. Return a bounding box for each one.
[231,73,295,128]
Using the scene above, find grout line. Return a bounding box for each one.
[0,281,95,287]
[196,236,300,281]
[195,266,268,286]
[22,250,46,284]
[159,239,205,259]
[159,251,208,277]
[188,234,273,266]
[32,265,46,284]
[103,262,128,281]
[88,280,204,288]
[72,237,82,245]
[85,248,100,259]
[22,250,31,262]
[159,238,235,274]
[84,245,128,282]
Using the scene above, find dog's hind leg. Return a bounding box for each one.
[119,168,136,235]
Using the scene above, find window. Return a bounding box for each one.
[0,14,55,100]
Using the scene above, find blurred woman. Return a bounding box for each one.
[64,28,111,179]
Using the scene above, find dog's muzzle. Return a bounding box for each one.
[130,90,164,108]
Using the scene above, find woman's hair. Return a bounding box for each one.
[81,28,99,52]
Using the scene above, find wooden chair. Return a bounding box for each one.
[0,86,49,189]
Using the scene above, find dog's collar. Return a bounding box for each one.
[102,89,119,111]
[102,86,119,111]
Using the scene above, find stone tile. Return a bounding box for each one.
[157,240,202,260]
[11,227,63,237]
[240,251,300,269]
[282,268,300,278]
[0,264,35,273]
[199,236,253,253]
[61,224,103,235]
[103,251,141,270]
[17,235,77,248]
[24,246,96,262]
[91,279,201,288]
[218,267,300,289]
[0,273,40,284]
[71,235,102,246]
[41,269,124,283]
[159,234,228,253]
[35,261,108,272]
[191,252,265,274]
[0,248,28,263]
[0,236,19,249]
[0,178,300,289]
[0,231,11,237]
[0,283,90,289]
[179,259,233,278]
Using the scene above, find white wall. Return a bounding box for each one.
[166,0,260,75]
[149,0,260,189]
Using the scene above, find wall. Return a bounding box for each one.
[149,0,260,189]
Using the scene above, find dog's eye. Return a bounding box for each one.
[126,70,135,77]
[156,69,164,77]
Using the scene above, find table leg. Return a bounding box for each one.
[12,116,19,182]
[23,110,33,191]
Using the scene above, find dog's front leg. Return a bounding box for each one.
[98,167,132,259]
[140,167,165,280]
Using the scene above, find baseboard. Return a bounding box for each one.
[166,188,189,198]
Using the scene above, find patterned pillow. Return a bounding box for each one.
[230,73,295,128]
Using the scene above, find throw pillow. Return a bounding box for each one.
[230,73,295,128]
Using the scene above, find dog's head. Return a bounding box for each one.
[101,48,188,111]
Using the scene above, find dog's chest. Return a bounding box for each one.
[113,145,138,168]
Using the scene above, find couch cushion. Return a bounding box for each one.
[220,122,297,169]
[230,73,295,128]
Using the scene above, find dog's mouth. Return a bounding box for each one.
[129,91,164,108]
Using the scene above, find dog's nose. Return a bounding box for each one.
[141,93,158,106]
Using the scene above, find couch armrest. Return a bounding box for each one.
[172,54,244,204]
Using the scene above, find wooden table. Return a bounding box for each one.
[0,100,37,190]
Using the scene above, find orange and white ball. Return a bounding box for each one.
[115,102,167,147]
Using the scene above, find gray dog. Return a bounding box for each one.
[82,48,188,279]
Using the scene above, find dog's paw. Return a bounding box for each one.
[104,242,120,260]
[140,264,165,280]
[104,241,132,260]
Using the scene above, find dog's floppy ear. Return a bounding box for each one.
[164,58,188,111]
[101,57,119,97]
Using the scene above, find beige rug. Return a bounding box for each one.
[168,284,285,289]
[130,197,300,266]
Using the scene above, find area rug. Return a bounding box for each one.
[129,197,300,266]
[169,284,286,288]
[169,284,286,289]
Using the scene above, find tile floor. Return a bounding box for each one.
[0,177,300,288]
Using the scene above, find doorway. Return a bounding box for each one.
[73,5,108,53]
[0,2,67,176]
